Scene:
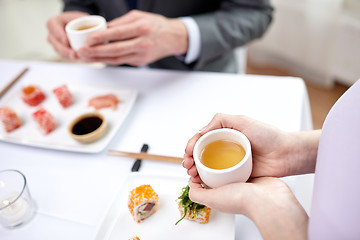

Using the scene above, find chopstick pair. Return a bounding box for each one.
[108,149,183,164]
[0,67,29,99]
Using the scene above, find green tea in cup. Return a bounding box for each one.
[75,24,98,31]
[200,139,246,169]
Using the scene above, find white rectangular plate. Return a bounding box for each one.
[94,172,235,240]
[0,79,137,153]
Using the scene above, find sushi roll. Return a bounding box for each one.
[177,201,211,224]
[0,107,22,133]
[53,84,73,108]
[21,85,45,106]
[176,185,211,224]
[128,184,159,223]
[32,107,57,134]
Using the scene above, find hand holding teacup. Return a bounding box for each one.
[47,12,106,59]
[47,11,89,60]
[183,113,297,188]
[192,128,252,188]
[65,15,107,51]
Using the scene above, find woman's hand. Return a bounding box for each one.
[188,177,308,240]
[183,113,319,183]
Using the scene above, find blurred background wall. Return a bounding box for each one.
[0,0,63,61]
[248,0,360,87]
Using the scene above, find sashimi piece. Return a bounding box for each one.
[22,85,45,106]
[88,94,120,110]
[32,107,57,134]
[53,84,73,108]
[0,107,22,133]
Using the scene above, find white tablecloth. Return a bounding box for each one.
[0,60,314,240]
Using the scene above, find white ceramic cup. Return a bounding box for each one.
[193,128,252,188]
[65,15,107,51]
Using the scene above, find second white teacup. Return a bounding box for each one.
[193,128,252,188]
[65,15,107,51]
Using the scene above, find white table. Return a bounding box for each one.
[0,60,314,240]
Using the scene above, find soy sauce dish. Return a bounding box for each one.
[68,112,107,143]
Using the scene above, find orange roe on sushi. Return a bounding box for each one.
[128,184,159,223]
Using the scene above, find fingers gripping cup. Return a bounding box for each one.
[193,128,252,188]
[65,15,107,50]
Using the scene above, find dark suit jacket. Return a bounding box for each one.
[63,0,273,73]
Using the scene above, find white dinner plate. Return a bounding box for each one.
[0,79,137,153]
[94,172,235,240]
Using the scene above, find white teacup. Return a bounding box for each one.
[65,15,107,51]
[193,128,252,188]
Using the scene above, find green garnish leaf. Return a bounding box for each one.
[175,185,205,225]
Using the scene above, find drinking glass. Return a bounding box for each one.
[0,169,36,228]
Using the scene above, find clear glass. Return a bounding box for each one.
[0,169,36,228]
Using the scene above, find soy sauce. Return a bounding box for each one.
[72,116,103,135]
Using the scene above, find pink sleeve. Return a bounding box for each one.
[309,80,360,239]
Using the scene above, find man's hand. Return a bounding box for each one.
[47,11,89,60]
[77,10,189,66]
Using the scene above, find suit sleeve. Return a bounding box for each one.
[191,0,273,70]
[63,0,100,15]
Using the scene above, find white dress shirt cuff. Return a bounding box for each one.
[179,17,201,64]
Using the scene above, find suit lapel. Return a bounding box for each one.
[138,0,155,12]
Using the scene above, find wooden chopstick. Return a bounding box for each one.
[108,149,183,164]
[0,67,29,99]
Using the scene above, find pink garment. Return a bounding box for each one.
[309,80,360,239]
